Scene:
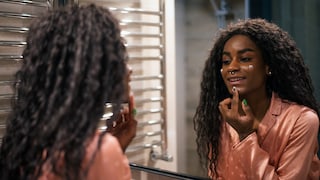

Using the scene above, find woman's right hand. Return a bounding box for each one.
[218,88,259,141]
[107,94,137,152]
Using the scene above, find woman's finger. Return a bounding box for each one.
[219,98,232,110]
[241,99,259,130]
[129,93,135,121]
[231,86,239,113]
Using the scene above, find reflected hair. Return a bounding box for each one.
[0,4,127,180]
[193,18,319,176]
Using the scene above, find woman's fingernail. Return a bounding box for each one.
[132,108,137,116]
[232,86,236,92]
[242,99,248,106]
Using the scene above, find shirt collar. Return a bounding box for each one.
[257,92,281,144]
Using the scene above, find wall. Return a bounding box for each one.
[175,0,245,177]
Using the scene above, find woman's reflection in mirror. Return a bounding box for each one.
[193,18,319,179]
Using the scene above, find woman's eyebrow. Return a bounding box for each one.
[222,51,231,56]
[222,48,255,56]
[238,48,255,54]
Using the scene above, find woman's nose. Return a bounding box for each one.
[227,58,240,73]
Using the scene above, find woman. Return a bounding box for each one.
[193,18,319,179]
[0,4,137,180]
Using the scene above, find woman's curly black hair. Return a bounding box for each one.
[0,4,127,180]
[193,18,319,176]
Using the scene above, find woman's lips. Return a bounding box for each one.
[228,77,245,85]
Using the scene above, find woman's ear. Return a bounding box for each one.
[265,65,272,76]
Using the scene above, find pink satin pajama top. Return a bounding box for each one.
[211,93,320,180]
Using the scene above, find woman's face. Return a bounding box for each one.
[220,35,269,97]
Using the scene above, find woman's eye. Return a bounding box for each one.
[240,57,251,62]
[222,59,231,65]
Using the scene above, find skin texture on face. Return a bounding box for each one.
[221,35,269,99]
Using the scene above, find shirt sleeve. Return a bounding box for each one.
[231,110,319,180]
[87,134,131,180]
